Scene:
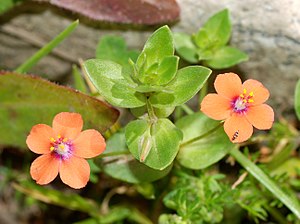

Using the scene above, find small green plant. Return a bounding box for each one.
[174,9,248,68]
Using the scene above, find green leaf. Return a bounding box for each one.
[139,56,179,85]
[136,26,177,86]
[156,56,179,85]
[83,59,146,108]
[101,131,172,183]
[294,79,300,120]
[96,35,139,74]
[205,46,248,69]
[174,32,198,63]
[0,72,119,148]
[137,25,174,68]
[125,118,183,170]
[176,112,234,169]
[194,9,231,50]
[150,66,211,107]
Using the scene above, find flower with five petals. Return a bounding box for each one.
[26,112,106,189]
[201,73,274,143]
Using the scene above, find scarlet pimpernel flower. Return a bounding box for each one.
[26,112,106,189]
[201,73,274,143]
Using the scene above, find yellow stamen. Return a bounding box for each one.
[50,137,55,142]
[243,99,247,103]
[57,135,61,139]
[249,91,254,97]
[248,99,254,103]
[50,146,55,151]
[240,94,244,98]
[59,144,65,149]
[63,138,68,142]
[243,89,247,94]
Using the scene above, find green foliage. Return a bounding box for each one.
[84,26,211,170]
[194,9,231,49]
[205,46,249,69]
[0,72,119,148]
[100,130,172,183]
[125,118,182,170]
[83,59,146,108]
[96,35,139,75]
[161,170,234,224]
[136,26,175,85]
[149,66,211,107]
[234,176,269,222]
[0,0,25,14]
[175,112,234,169]
[174,9,248,69]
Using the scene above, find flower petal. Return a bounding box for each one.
[200,93,232,120]
[26,124,54,154]
[30,154,59,185]
[52,112,83,139]
[246,104,274,130]
[224,113,253,143]
[73,130,106,159]
[59,156,90,189]
[214,73,243,99]
[242,79,270,105]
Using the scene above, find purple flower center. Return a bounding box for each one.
[50,135,73,160]
[231,89,254,114]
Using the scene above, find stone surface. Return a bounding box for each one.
[0,0,299,111]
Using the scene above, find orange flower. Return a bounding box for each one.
[26,112,106,189]
[201,73,274,143]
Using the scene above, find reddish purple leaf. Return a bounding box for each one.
[49,0,180,25]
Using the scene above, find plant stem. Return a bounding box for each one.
[230,147,300,219]
[98,151,130,158]
[15,20,79,73]
[146,98,157,123]
[180,122,222,147]
[180,104,194,115]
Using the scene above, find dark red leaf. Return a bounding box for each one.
[49,0,180,25]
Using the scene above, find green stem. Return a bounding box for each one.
[146,98,156,122]
[230,147,300,219]
[98,151,130,158]
[15,20,79,73]
[180,122,222,148]
[179,104,194,115]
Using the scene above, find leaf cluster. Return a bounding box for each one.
[174,9,248,69]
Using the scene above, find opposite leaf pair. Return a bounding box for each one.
[84,26,212,170]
